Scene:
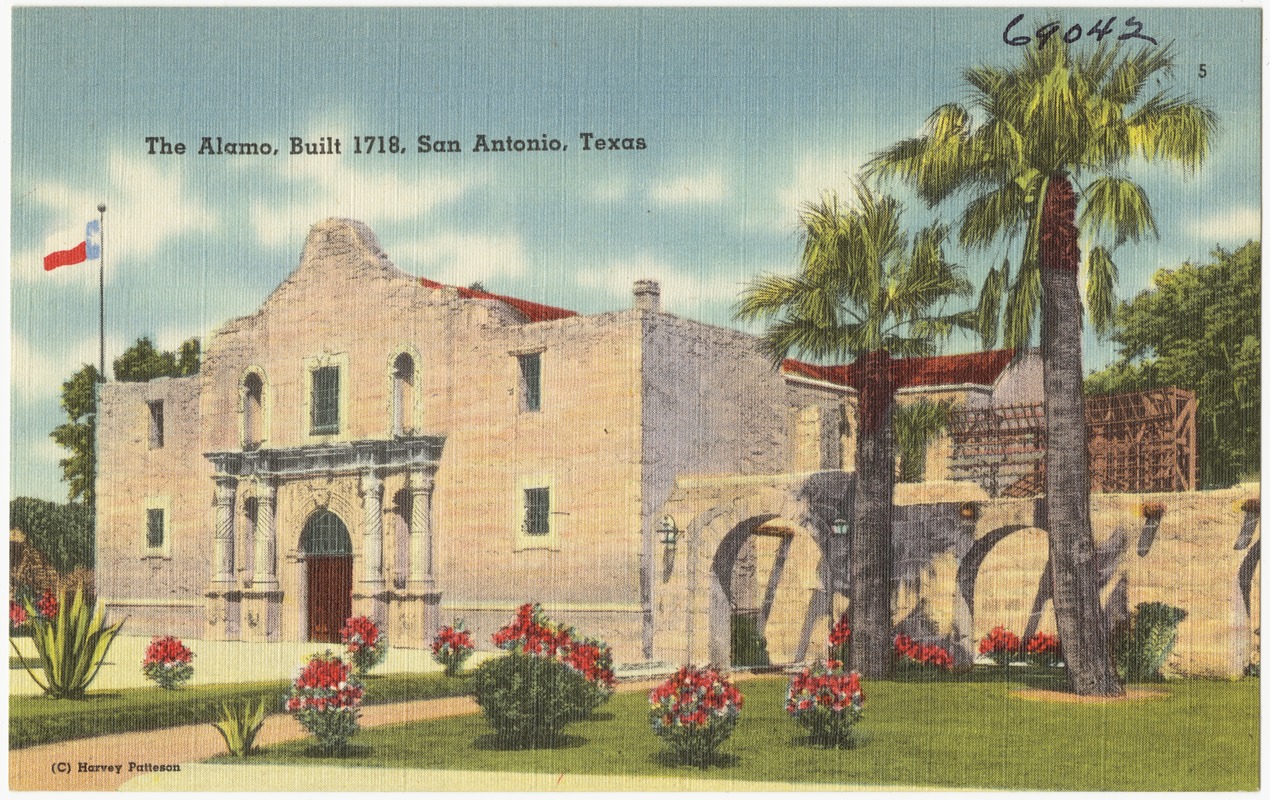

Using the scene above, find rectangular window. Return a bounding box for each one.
[311,365,340,434]
[523,487,550,535]
[148,401,164,449]
[146,508,165,550]
[518,353,541,412]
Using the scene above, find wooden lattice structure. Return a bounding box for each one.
[947,388,1197,497]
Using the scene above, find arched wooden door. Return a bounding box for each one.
[300,509,353,643]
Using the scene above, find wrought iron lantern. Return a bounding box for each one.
[657,515,680,550]
[831,517,850,537]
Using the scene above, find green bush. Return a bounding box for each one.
[473,653,602,747]
[15,587,123,699]
[1114,602,1188,682]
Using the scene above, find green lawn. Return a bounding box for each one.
[229,676,1259,791]
[11,672,472,749]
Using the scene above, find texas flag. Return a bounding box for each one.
[43,220,101,271]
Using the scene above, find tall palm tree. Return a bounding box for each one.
[736,183,972,677]
[867,40,1216,695]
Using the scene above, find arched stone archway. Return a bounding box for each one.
[653,476,839,667]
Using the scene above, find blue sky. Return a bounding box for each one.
[10,6,1262,502]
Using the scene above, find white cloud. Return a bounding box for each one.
[11,333,129,400]
[575,256,741,312]
[649,170,726,205]
[20,152,218,282]
[1186,206,1260,242]
[392,232,530,286]
[776,153,863,227]
[248,143,481,250]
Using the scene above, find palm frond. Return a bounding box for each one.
[1003,262,1041,349]
[1079,176,1158,247]
[958,180,1030,250]
[1126,93,1219,170]
[1086,245,1119,337]
[973,259,1010,350]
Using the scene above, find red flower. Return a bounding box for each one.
[828,613,852,646]
[35,591,58,620]
[9,600,28,628]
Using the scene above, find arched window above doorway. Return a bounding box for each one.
[391,351,416,436]
[242,371,265,449]
[300,509,352,556]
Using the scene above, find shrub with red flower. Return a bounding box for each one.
[828,613,851,664]
[1024,631,1063,668]
[431,621,476,675]
[286,650,365,751]
[474,604,615,747]
[142,635,195,689]
[978,626,1022,667]
[649,665,744,767]
[786,661,865,748]
[339,615,387,676]
[1140,502,1166,520]
[9,600,29,631]
[893,634,954,672]
[35,591,59,620]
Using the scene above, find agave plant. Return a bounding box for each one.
[213,698,270,758]
[11,586,125,699]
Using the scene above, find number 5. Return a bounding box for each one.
[1199,63,1208,78]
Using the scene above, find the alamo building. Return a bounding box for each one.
[96,218,1258,674]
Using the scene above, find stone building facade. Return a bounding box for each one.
[101,217,1250,674]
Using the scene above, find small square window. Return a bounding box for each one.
[146,508,165,550]
[148,401,165,449]
[311,366,340,435]
[518,353,541,412]
[523,487,550,535]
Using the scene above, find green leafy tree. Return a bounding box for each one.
[868,39,1215,696]
[50,365,100,507]
[894,399,952,482]
[736,183,972,677]
[8,497,94,573]
[1086,241,1260,487]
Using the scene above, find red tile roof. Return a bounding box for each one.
[783,349,1016,390]
[419,277,577,323]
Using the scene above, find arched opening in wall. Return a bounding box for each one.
[708,515,825,667]
[391,353,416,436]
[300,509,353,643]
[392,488,412,589]
[955,525,1052,660]
[243,372,264,449]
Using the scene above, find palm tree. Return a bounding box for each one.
[736,183,972,677]
[867,40,1216,695]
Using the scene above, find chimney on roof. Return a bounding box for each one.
[633,279,661,312]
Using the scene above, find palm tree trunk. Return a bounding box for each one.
[1039,175,1123,696]
[848,348,895,678]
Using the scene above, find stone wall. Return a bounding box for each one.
[97,375,210,637]
[655,471,1259,677]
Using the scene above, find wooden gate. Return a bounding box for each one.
[306,555,352,643]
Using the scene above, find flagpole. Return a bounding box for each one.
[98,204,106,382]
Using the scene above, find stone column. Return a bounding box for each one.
[252,479,279,588]
[408,469,437,586]
[212,477,238,585]
[207,476,241,641]
[360,470,386,590]
[356,470,387,627]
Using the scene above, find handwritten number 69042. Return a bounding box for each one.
[1004,14,1159,48]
